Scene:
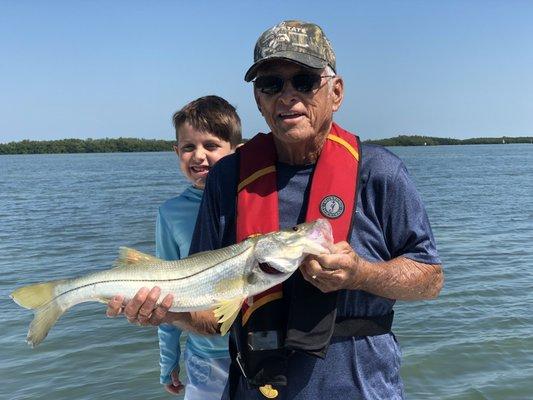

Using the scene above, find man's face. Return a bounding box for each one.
[254,60,343,146]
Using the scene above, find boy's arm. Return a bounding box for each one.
[156,209,180,261]
[158,324,182,384]
[155,210,183,385]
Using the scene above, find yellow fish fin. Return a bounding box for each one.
[213,298,244,335]
[114,247,160,268]
[11,280,64,310]
[10,280,67,347]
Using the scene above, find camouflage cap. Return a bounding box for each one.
[244,20,336,82]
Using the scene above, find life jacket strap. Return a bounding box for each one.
[333,311,394,337]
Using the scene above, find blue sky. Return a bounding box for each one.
[1,0,532,143]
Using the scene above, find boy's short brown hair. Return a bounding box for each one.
[172,95,242,148]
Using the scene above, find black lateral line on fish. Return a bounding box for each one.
[48,246,254,304]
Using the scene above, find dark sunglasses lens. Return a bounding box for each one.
[292,74,321,92]
[254,76,284,94]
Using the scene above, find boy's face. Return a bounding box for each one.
[174,122,233,189]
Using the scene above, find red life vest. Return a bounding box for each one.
[236,122,361,326]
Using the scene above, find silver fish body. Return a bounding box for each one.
[11,219,333,347]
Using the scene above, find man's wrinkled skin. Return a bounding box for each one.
[300,241,443,300]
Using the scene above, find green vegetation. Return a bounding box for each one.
[0,138,174,155]
[1,135,531,154]
[364,135,533,146]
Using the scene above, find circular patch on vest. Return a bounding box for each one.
[320,195,345,219]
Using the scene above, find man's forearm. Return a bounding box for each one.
[166,310,220,335]
[354,257,444,301]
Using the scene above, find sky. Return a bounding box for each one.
[1,0,532,143]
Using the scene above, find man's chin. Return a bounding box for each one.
[272,128,314,143]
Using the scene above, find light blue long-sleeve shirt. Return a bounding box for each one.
[156,186,229,385]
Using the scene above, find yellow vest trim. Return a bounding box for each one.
[237,165,276,192]
[242,291,283,325]
[327,134,359,161]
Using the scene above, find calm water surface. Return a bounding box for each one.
[1,145,531,399]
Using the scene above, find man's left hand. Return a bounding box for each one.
[300,241,364,292]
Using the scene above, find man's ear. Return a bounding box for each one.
[331,76,344,112]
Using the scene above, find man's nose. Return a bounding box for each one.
[278,80,298,104]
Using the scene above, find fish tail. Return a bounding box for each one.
[11,280,67,347]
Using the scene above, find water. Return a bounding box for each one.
[0,145,531,400]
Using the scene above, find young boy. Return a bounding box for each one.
[156,95,242,398]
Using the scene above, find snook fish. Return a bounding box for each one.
[11,219,333,347]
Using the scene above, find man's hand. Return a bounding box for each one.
[106,286,174,326]
[300,241,363,293]
[300,241,444,300]
[106,286,220,334]
[164,368,184,396]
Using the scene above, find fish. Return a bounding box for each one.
[11,218,333,347]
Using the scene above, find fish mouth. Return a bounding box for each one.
[258,262,283,275]
[306,219,334,254]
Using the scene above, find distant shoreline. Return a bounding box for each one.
[0,138,174,155]
[1,135,532,154]
[364,135,533,146]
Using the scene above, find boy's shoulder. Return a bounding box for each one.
[159,195,182,211]
[159,186,202,214]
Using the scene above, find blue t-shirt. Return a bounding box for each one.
[190,144,441,399]
[156,186,229,385]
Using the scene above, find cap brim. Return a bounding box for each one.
[244,51,328,82]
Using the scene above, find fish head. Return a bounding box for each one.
[251,219,333,277]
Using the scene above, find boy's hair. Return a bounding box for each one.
[172,95,242,148]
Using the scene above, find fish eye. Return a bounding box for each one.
[292,226,299,232]
[247,273,257,284]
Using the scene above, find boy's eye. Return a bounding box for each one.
[205,143,220,149]
[180,145,194,152]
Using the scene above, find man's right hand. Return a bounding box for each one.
[106,286,174,326]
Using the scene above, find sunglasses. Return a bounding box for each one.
[253,73,335,95]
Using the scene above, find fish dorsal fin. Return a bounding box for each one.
[213,298,245,335]
[113,247,159,269]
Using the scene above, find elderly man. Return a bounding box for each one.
[107,20,443,400]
